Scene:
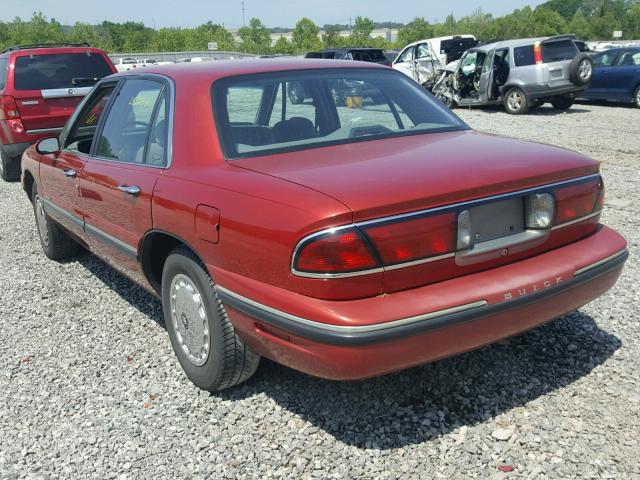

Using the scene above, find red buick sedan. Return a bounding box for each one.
[21,59,627,391]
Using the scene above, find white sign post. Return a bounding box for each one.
[613,31,622,39]
[208,41,218,50]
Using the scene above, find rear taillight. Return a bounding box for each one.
[293,228,379,274]
[533,42,543,64]
[0,95,20,120]
[553,178,602,225]
[363,212,456,265]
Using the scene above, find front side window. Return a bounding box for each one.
[95,79,164,164]
[396,47,415,63]
[416,44,432,60]
[594,52,617,67]
[14,53,113,90]
[64,85,115,154]
[213,69,467,159]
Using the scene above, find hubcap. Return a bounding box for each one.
[508,92,523,111]
[636,89,640,107]
[579,60,592,80]
[170,274,210,366]
[35,195,49,247]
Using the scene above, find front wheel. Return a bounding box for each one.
[634,85,640,108]
[162,247,260,391]
[32,182,80,260]
[503,87,529,114]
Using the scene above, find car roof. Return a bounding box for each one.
[320,48,384,52]
[116,58,388,83]
[473,36,577,52]
[404,35,476,49]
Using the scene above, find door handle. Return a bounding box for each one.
[117,184,140,196]
[63,169,77,178]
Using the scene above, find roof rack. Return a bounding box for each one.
[1,43,91,54]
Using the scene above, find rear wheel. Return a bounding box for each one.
[503,87,528,114]
[31,182,80,260]
[634,85,640,108]
[0,150,21,182]
[162,247,260,391]
[551,95,574,110]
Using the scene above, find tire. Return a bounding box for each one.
[569,54,593,86]
[503,87,529,114]
[0,150,21,182]
[551,95,574,110]
[530,99,545,110]
[31,182,80,260]
[634,85,640,108]
[162,247,260,391]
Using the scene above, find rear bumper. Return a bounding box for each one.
[0,120,62,156]
[214,225,627,380]
[521,82,586,101]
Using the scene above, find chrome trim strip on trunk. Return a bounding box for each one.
[40,87,93,99]
[26,127,63,135]
[292,174,602,279]
[551,210,602,230]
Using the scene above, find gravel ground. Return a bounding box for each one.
[1,103,639,479]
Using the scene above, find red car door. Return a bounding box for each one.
[77,77,168,279]
[39,83,117,237]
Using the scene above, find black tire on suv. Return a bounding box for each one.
[551,95,575,110]
[503,87,529,114]
[0,150,21,182]
[569,53,593,86]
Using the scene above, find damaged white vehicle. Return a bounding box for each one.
[431,36,593,114]
[392,35,477,89]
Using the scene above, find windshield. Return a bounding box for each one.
[213,69,467,159]
[14,53,113,90]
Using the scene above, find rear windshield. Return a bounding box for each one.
[351,50,386,62]
[14,53,113,90]
[440,38,478,62]
[212,69,467,159]
[541,40,577,62]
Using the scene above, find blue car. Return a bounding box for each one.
[581,48,640,107]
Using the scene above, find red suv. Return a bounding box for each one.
[21,60,627,392]
[0,43,116,181]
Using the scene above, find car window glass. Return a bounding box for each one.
[143,95,167,166]
[615,51,640,66]
[416,44,432,60]
[513,46,535,67]
[95,79,163,163]
[214,69,465,158]
[397,47,414,63]
[64,85,115,154]
[14,53,113,90]
[594,52,616,67]
[0,58,7,90]
[269,82,317,127]
[227,86,263,124]
[460,51,478,75]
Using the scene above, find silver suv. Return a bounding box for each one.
[432,36,593,114]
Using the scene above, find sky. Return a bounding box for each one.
[1,0,547,29]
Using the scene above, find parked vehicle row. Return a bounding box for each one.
[0,43,116,180]
[18,58,626,392]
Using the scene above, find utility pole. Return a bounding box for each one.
[241,1,246,26]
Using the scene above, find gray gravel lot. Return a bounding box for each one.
[1,103,639,479]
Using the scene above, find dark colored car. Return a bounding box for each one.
[0,43,116,181]
[22,59,626,392]
[305,48,391,66]
[580,48,640,107]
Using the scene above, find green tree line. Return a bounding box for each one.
[1,0,639,55]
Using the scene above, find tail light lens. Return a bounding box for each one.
[533,43,543,64]
[526,193,555,229]
[293,228,379,274]
[0,95,20,120]
[553,178,601,225]
[363,212,456,265]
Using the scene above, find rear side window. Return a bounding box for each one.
[0,58,7,90]
[514,46,535,67]
[541,40,577,63]
[14,53,113,91]
[615,51,640,66]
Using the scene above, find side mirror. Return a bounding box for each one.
[36,137,61,156]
